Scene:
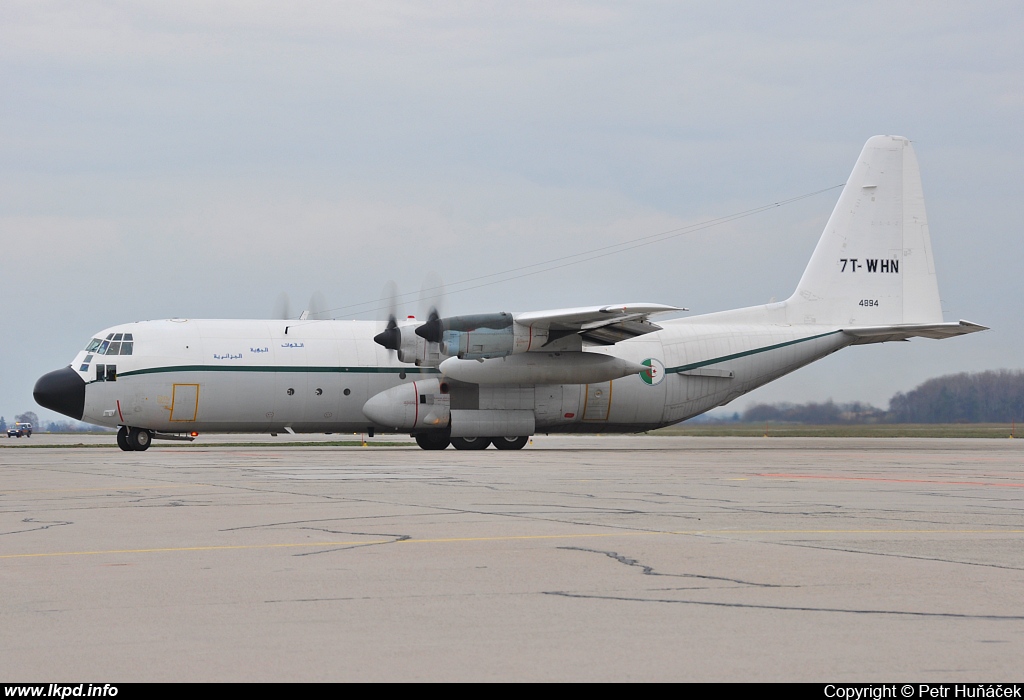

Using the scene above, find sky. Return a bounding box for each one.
[2,1,1021,424]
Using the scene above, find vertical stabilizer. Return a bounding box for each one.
[787,136,944,326]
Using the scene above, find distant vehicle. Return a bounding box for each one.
[7,422,32,438]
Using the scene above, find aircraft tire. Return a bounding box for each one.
[415,433,450,450]
[491,436,529,450]
[128,427,152,452]
[451,437,491,450]
[117,426,133,451]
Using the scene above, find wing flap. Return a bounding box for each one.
[515,303,683,331]
[513,303,683,347]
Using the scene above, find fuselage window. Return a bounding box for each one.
[120,342,133,355]
[105,365,117,382]
[80,354,94,372]
[95,364,105,382]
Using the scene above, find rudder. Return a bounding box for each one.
[787,135,944,326]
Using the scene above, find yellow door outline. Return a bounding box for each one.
[581,382,612,421]
[170,384,200,422]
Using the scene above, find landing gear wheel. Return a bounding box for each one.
[415,432,451,450]
[491,436,529,450]
[451,437,491,450]
[117,426,133,451]
[127,427,152,451]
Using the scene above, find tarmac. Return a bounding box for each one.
[1,434,1022,681]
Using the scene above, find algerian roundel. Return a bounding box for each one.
[640,358,665,386]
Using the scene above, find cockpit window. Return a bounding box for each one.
[84,334,134,356]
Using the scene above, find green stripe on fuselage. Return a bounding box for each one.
[114,365,441,379]
[666,330,843,374]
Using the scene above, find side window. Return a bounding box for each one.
[95,364,105,382]
[106,365,117,382]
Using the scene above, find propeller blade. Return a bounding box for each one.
[307,290,328,320]
[374,282,401,351]
[272,292,291,320]
[416,275,444,342]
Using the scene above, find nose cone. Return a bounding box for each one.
[34,366,86,421]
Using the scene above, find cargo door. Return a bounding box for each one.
[170,384,199,422]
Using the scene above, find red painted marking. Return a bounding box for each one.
[116,400,124,424]
[564,413,575,419]
[759,473,1024,488]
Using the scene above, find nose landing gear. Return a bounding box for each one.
[117,426,153,451]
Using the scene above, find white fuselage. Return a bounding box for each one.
[69,314,852,435]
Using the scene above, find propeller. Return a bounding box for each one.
[415,274,445,343]
[272,292,292,320]
[373,281,402,352]
[305,290,328,320]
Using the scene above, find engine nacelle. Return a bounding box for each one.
[418,312,550,359]
[362,378,450,431]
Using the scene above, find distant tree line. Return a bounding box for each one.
[743,401,887,425]
[887,370,1024,423]
[742,370,1024,424]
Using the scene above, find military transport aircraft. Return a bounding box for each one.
[34,136,985,451]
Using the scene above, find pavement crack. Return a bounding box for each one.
[0,518,73,536]
[293,531,411,557]
[543,591,1024,620]
[559,546,789,587]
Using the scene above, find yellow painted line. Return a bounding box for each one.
[1,485,207,494]
[1,529,1022,560]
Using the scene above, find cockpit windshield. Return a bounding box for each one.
[83,334,133,356]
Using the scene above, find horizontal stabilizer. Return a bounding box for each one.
[842,320,988,344]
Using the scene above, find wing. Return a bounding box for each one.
[399,302,684,362]
[514,303,685,345]
[842,320,988,345]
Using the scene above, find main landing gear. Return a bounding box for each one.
[491,436,529,450]
[117,426,153,452]
[413,433,529,450]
